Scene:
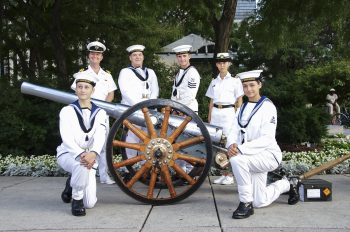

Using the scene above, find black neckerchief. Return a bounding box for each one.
[128,66,149,89]
[70,100,101,141]
[173,66,192,96]
[238,96,268,128]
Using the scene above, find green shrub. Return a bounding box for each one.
[263,73,328,144]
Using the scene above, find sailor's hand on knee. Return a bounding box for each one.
[80,152,96,168]
[86,160,95,169]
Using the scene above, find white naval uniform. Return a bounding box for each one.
[71,65,117,183]
[71,65,117,101]
[171,66,200,112]
[118,66,159,105]
[57,101,107,208]
[118,66,159,158]
[226,97,290,208]
[205,73,243,136]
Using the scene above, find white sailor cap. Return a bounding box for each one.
[73,71,98,87]
[87,41,106,53]
[215,52,232,62]
[172,45,192,54]
[236,70,263,82]
[330,88,336,92]
[126,44,145,54]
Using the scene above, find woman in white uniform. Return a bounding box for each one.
[226,70,299,219]
[58,72,108,216]
[206,52,243,185]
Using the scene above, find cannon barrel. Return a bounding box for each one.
[21,82,224,143]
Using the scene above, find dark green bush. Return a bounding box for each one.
[263,72,328,144]
[0,80,61,155]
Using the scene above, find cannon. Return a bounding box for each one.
[21,82,350,205]
[21,82,227,205]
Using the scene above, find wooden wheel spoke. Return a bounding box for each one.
[123,119,150,143]
[167,116,192,143]
[174,152,206,166]
[172,163,196,185]
[113,154,146,168]
[147,169,158,199]
[112,140,145,152]
[161,165,176,198]
[172,136,204,151]
[160,106,171,138]
[106,99,213,205]
[142,107,157,139]
[126,162,152,188]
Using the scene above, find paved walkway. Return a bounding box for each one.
[0,175,349,232]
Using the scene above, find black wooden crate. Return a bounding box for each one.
[299,179,332,202]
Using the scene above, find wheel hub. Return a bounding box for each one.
[145,138,173,166]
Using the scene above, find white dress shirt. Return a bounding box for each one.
[71,65,117,101]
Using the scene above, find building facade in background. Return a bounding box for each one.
[234,0,257,22]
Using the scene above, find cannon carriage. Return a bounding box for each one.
[21,82,228,205]
[21,82,350,206]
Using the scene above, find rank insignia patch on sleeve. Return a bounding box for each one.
[270,116,276,124]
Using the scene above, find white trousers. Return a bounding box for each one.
[210,107,235,136]
[98,118,109,182]
[229,151,290,208]
[57,153,97,208]
[98,147,109,181]
[125,127,141,159]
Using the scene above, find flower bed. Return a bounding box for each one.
[1,139,349,177]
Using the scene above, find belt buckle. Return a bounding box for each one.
[218,104,223,109]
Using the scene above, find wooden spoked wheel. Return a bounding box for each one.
[106,99,212,205]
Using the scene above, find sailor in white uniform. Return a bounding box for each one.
[170,45,201,172]
[118,44,159,105]
[171,45,201,113]
[71,41,117,185]
[71,41,117,102]
[57,72,108,216]
[206,52,244,185]
[118,44,159,159]
[226,70,299,219]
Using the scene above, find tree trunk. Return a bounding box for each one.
[50,0,68,88]
[210,0,237,76]
[212,0,237,53]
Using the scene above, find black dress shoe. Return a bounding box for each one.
[71,199,86,216]
[232,202,254,219]
[288,184,300,205]
[61,176,72,203]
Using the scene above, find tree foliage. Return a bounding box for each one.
[1,0,350,154]
[231,0,350,143]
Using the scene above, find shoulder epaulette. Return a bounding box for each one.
[79,67,88,72]
[101,67,111,74]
